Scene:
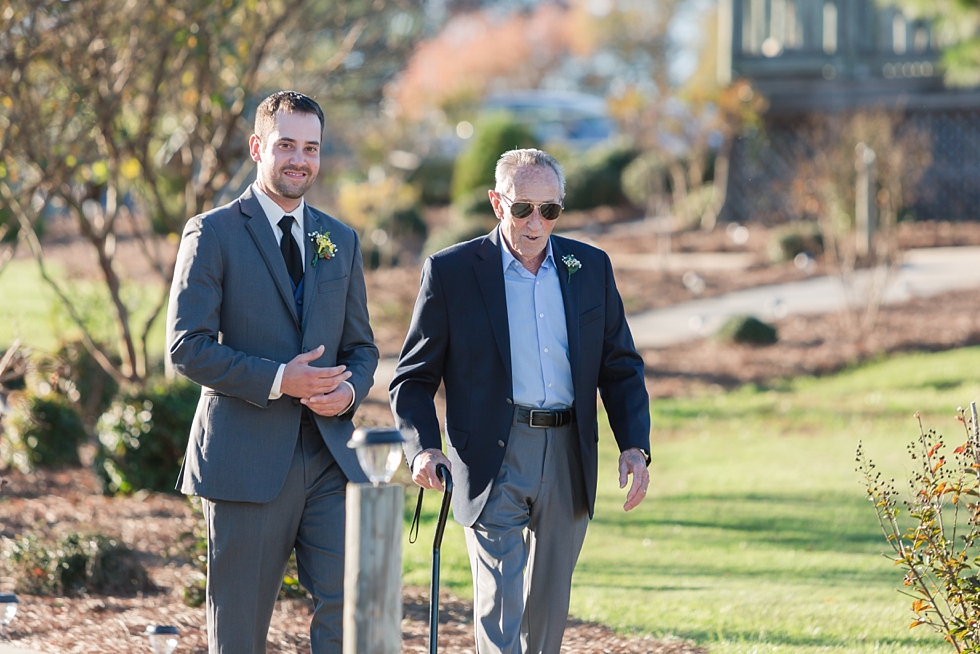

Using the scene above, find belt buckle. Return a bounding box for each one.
[528,409,551,428]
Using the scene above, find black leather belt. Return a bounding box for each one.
[514,405,575,428]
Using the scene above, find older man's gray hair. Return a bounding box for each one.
[494,148,566,197]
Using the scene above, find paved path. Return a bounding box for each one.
[628,246,980,348]
[0,645,45,654]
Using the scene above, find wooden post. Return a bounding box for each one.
[855,142,876,258]
[343,483,403,654]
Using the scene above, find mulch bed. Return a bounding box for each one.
[0,469,705,654]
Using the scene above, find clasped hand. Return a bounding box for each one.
[280,345,353,417]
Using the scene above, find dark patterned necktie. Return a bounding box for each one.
[278,215,303,287]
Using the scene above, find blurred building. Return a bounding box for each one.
[718,0,980,223]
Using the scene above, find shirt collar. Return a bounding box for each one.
[252,182,306,233]
[499,227,554,274]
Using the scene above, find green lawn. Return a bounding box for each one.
[0,257,168,360]
[404,347,980,653]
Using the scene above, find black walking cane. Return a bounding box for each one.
[409,464,454,654]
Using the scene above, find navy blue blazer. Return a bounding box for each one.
[389,228,650,527]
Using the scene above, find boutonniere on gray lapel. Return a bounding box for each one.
[308,231,337,267]
[561,254,581,283]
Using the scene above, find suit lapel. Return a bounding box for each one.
[242,190,301,328]
[474,229,513,384]
[553,237,581,393]
[301,207,322,329]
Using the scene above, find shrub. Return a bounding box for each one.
[858,404,980,650]
[422,210,494,256]
[767,221,824,263]
[450,112,538,204]
[96,378,199,495]
[563,142,639,211]
[4,534,58,595]
[1,391,86,471]
[714,315,778,345]
[621,150,671,210]
[408,156,454,206]
[454,186,496,218]
[2,531,152,596]
[56,340,119,426]
[88,536,153,595]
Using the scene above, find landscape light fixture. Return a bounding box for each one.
[347,426,404,486]
[144,625,179,654]
[0,593,17,639]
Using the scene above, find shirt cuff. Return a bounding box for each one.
[269,364,286,400]
[340,380,356,414]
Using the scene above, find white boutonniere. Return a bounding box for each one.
[561,254,582,283]
[309,231,337,267]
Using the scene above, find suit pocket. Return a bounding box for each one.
[579,305,603,327]
[446,425,469,451]
[318,275,348,293]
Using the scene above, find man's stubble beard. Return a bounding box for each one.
[270,166,316,200]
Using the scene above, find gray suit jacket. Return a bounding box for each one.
[167,186,378,502]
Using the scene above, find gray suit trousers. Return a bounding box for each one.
[464,419,590,654]
[204,412,348,654]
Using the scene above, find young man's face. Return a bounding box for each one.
[249,110,321,211]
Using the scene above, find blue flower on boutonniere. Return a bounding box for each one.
[561,254,582,283]
[308,231,337,267]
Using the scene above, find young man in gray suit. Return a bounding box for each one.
[390,148,651,654]
[167,91,378,653]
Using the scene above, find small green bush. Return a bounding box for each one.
[88,537,153,595]
[423,211,495,256]
[450,113,538,204]
[2,531,152,596]
[768,221,824,263]
[563,143,639,211]
[4,534,58,595]
[1,391,86,471]
[408,156,455,206]
[621,150,671,209]
[715,315,778,345]
[56,340,119,426]
[96,378,199,495]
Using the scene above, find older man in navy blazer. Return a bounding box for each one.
[168,91,378,653]
[390,148,651,654]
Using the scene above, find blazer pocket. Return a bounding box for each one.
[446,425,469,451]
[579,305,603,327]
[318,275,348,293]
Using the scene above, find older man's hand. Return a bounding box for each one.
[619,447,650,512]
[413,448,453,492]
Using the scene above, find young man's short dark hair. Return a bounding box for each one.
[254,91,325,140]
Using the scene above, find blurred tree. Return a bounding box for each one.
[881,0,980,86]
[0,0,422,387]
[386,0,682,122]
[785,110,931,335]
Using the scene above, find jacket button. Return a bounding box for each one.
[505,398,513,405]
[292,398,300,406]
[497,440,505,447]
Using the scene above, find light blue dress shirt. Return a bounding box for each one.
[500,234,574,409]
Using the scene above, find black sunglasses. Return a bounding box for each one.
[499,194,564,221]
